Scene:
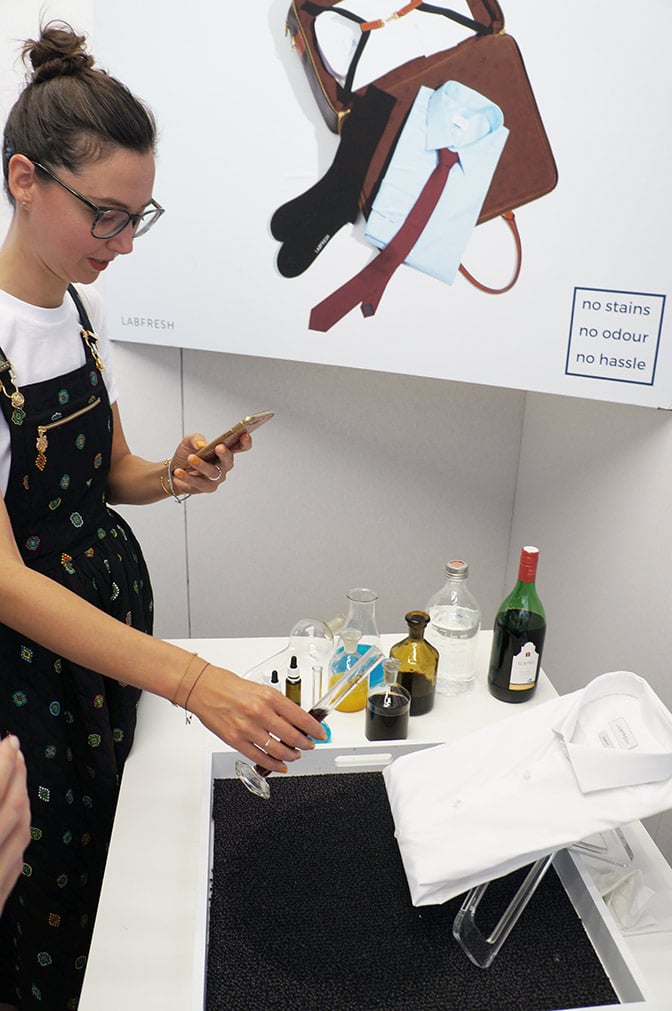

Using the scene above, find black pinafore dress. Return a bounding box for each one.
[0,287,153,1010]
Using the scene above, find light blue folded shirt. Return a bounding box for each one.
[365,80,509,284]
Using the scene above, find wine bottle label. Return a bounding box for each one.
[508,641,539,689]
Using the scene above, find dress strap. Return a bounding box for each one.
[0,347,26,422]
[67,284,105,373]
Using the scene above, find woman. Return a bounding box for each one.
[0,21,324,1010]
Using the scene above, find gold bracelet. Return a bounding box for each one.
[160,466,172,497]
[171,651,199,708]
[183,661,211,724]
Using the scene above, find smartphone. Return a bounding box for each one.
[195,410,275,461]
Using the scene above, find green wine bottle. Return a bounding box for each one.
[487,546,546,703]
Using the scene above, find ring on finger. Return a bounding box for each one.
[208,464,222,482]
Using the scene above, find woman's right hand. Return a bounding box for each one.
[0,735,31,914]
[188,664,326,773]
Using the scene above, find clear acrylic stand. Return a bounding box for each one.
[452,828,635,969]
[571,826,634,868]
[452,852,557,969]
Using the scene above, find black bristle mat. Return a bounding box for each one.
[206,772,619,1011]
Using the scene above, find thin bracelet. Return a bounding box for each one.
[159,467,172,497]
[171,651,199,707]
[183,660,211,724]
[165,457,191,504]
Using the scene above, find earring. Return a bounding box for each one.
[20,202,28,210]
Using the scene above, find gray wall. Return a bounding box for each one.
[112,342,525,639]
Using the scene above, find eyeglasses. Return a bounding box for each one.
[33,161,165,239]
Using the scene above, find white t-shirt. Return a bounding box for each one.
[0,285,118,495]
[383,670,672,906]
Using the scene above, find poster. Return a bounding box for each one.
[94,0,671,408]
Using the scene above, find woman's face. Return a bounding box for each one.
[28,146,157,288]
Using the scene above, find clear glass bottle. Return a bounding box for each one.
[365,657,410,741]
[389,610,439,716]
[487,546,546,703]
[426,560,481,696]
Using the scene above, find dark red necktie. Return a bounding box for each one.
[309,147,459,333]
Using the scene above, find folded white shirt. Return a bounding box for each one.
[364,81,508,284]
[383,671,672,906]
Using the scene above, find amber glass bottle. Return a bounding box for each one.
[390,611,439,716]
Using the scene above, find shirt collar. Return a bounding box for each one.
[552,671,672,793]
[426,80,505,170]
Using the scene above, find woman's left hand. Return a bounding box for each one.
[169,431,252,496]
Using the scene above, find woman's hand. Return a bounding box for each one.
[0,735,31,914]
[187,665,326,773]
[168,431,252,498]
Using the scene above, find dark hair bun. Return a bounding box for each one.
[23,21,94,85]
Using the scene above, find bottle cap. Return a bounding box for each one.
[289,654,298,669]
[270,670,279,685]
[446,559,469,578]
[518,546,540,582]
[405,610,430,627]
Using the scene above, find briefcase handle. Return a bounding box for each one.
[459,210,522,294]
[303,1,495,106]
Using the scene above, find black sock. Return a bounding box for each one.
[270,85,396,264]
[276,212,350,278]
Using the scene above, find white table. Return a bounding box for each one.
[79,634,672,1010]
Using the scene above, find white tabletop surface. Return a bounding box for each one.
[79,634,672,1010]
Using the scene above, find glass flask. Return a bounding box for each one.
[343,587,383,689]
[426,560,481,696]
[365,657,410,741]
[328,627,368,712]
[235,644,383,800]
[390,610,439,716]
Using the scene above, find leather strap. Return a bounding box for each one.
[304,1,491,104]
[458,210,522,294]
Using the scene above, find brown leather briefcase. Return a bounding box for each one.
[285,0,558,237]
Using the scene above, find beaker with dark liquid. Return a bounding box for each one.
[365,657,410,741]
[235,644,383,799]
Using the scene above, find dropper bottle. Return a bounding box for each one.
[285,655,301,705]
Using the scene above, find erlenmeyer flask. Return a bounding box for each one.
[343,587,383,690]
[345,588,381,649]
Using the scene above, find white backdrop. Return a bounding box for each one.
[93,0,672,408]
